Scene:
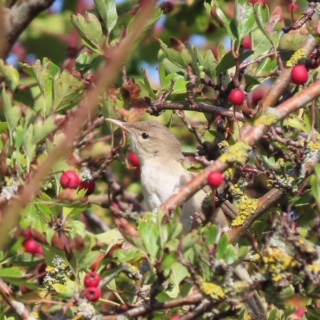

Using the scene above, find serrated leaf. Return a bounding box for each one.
[94,0,118,34]
[32,115,63,144]
[0,60,20,91]
[70,13,104,54]
[158,39,188,69]
[235,0,256,41]
[138,217,159,261]
[2,88,21,132]
[22,124,36,163]
[19,59,59,116]
[197,49,217,79]
[52,70,84,112]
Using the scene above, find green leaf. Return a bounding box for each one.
[216,50,252,74]
[21,205,48,234]
[52,278,75,298]
[310,170,320,210]
[0,267,24,278]
[138,69,157,99]
[0,60,20,91]
[197,49,217,79]
[216,233,229,260]
[169,262,189,294]
[33,115,63,144]
[14,126,24,150]
[158,39,190,69]
[70,13,104,54]
[0,122,8,133]
[22,124,36,164]
[235,0,256,42]
[95,229,124,245]
[19,59,59,116]
[224,245,236,264]
[268,308,279,320]
[52,69,84,112]
[138,215,159,261]
[94,0,118,34]
[205,224,218,247]
[161,252,177,271]
[212,0,237,40]
[2,88,21,133]
[113,247,143,263]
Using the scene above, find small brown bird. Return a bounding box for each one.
[108,119,267,319]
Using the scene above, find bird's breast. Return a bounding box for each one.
[140,160,186,210]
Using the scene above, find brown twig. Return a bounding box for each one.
[228,188,283,244]
[0,279,34,320]
[100,293,204,319]
[150,101,245,121]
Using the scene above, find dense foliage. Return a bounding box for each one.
[0,0,320,319]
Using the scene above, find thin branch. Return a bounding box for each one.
[228,188,283,244]
[0,279,35,320]
[100,293,204,319]
[150,101,245,121]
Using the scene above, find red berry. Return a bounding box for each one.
[127,152,140,168]
[79,179,96,195]
[229,89,245,105]
[243,36,251,50]
[85,287,101,302]
[91,255,104,272]
[23,238,43,255]
[169,317,180,320]
[60,170,81,189]
[207,172,224,188]
[291,65,308,85]
[84,272,101,288]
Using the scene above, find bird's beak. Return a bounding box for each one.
[105,118,130,133]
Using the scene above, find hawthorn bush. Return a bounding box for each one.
[0,0,320,319]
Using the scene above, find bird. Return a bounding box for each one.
[107,119,267,320]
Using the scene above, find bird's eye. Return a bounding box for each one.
[141,132,149,139]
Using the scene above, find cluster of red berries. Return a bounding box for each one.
[84,271,101,302]
[60,170,95,195]
[22,229,43,255]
